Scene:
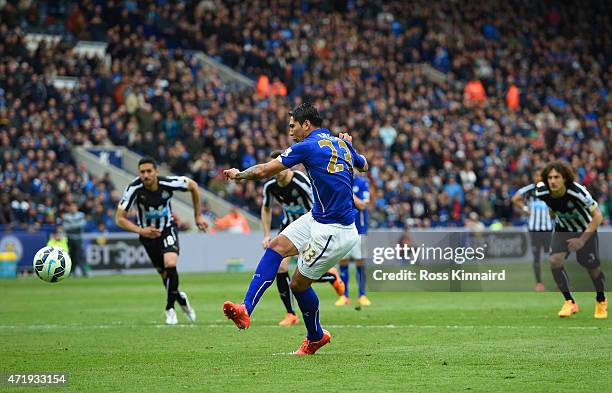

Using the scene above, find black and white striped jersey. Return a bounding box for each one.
[118,176,189,230]
[262,171,313,229]
[534,181,598,232]
[516,183,554,232]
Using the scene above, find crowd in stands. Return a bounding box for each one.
[0,128,121,233]
[0,13,121,231]
[0,0,609,230]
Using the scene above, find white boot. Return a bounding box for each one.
[179,291,196,322]
[165,308,178,325]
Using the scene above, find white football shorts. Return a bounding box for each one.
[343,234,364,260]
[280,212,359,280]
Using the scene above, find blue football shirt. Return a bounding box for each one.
[352,175,370,234]
[278,128,367,225]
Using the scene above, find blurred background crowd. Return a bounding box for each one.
[0,0,609,232]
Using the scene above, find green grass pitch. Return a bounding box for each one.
[1,272,610,392]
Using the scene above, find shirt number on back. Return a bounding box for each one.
[318,140,352,173]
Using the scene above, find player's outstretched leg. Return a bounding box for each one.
[177,291,196,322]
[313,267,345,297]
[327,267,346,296]
[290,272,331,355]
[223,244,288,329]
[223,301,250,329]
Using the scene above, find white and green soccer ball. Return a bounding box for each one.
[33,246,72,283]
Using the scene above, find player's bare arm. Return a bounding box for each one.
[567,206,603,252]
[115,207,161,239]
[261,205,272,248]
[353,194,368,210]
[511,191,529,215]
[224,159,287,181]
[186,177,208,232]
[338,132,368,172]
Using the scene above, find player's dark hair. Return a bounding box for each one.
[541,161,574,187]
[269,150,284,159]
[138,156,157,168]
[290,102,322,127]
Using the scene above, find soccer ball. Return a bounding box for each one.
[33,246,72,283]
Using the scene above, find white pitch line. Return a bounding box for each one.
[0,323,609,331]
[271,352,294,356]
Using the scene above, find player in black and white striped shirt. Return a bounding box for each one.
[512,170,553,291]
[262,167,313,231]
[261,151,345,326]
[115,157,208,325]
[532,161,606,319]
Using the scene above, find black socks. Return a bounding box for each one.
[165,267,182,310]
[551,267,574,302]
[276,272,295,314]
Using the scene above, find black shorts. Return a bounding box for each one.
[550,231,600,268]
[529,231,551,253]
[139,225,180,273]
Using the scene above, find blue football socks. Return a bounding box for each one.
[243,248,283,315]
[294,287,323,341]
[340,265,349,297]
[356,265,366,297]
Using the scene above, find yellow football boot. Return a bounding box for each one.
[357,295,372,306]
[558,300,579,317]
[335,295,350,306]
[594,299,608,319]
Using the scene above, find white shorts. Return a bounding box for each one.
[280,212,359,280]
[343,234,364,260]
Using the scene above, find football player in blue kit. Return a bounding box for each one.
[222,103,368,355]
[336,172,371,307]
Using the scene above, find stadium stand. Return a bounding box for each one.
[0,0,609,230]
